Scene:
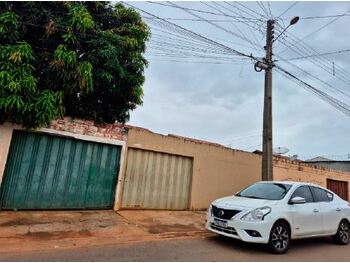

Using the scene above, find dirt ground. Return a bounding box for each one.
[0,210,212,254]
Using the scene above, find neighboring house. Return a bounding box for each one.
[304,156,350,173]
[0,118,349,212]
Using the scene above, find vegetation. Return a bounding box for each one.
[0,2,149,127]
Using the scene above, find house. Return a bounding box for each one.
[304,156,350,173]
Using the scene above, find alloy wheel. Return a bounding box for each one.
[339,221,349,243]
[271,225,289,250]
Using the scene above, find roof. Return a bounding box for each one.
[304,156,334,162]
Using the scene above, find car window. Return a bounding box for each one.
[311,186,332,202]
[291,186,314,203]
[236,183,292,200]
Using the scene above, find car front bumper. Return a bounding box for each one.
[205,212,273,244]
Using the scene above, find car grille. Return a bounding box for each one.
[212,205,241,220]
[210,223,237,235]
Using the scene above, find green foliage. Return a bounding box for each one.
[0,2,149,127]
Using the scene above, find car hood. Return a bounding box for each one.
[212,195,279,211]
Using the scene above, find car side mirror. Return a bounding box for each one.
[290,196,306,204]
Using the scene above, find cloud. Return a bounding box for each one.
[128,1,350,159]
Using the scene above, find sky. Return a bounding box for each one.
[124,1,350,160]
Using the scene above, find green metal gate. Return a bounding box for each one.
[0,130,121,210]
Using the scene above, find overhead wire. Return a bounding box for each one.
[278,9,350,54]
[199,1,262,52]
[275,65,350,117]
[127,1,350,119]
[277,1,298,19]
[274,22,350,87]
[122,2,260,62]
[212,1,264,50]
[165,1,263,53]
[145,1,263,21]
[278,49,350,61]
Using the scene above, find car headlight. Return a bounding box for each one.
[208,204,213,215]
[241,206,271,221]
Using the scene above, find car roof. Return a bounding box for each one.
[257,180,319,187]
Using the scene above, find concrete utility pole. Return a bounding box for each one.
[256,17,299,181]
[261,19,275,181]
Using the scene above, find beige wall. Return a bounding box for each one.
[0,123,20,185]
[125,127,262,210]
[126,127,350,209]
[274,157,350,199]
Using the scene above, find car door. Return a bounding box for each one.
[310,186,339,234]
[289,185,323,236]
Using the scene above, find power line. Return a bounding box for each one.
[278,49,350,61]
[279,9,350,54]
[275,65,350,118]
[145,1,263,21]
[275,55,350,101]
[277,1,298,19]
[301,10,350,40]
[274,22,350,87]
[122,2,260,61]
[231,1,267,19]
[165,1,263,53]
[199,1,262,51]
[143,17,254,22]
[211,2,264,50]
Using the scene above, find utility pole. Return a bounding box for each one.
[254,17,298,181]
[262,19,274,181]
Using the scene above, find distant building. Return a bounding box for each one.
[304,156,350,173]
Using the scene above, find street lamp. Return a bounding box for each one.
[273,16,299,43]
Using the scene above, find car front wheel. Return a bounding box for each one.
[333,219,350,245]
[268,222,291,254]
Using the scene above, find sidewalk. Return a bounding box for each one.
[0,210,213,254]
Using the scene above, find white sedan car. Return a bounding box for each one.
[206,181,350,254]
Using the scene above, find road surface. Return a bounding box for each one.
[0,236,349,261]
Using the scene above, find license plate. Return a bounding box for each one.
[214,218,228,228]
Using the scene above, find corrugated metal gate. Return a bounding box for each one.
[327,179,348,201]
[0,130,121,210]
[121,148,193,209]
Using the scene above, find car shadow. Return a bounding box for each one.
[207,234,336,254]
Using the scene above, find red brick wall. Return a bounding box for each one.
[49,117,128,141]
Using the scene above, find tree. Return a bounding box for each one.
[0,2,150,127]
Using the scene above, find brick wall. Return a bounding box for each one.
[274,156,350,199]
[49,117,128,141]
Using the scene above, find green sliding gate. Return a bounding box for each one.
[0,130,121,210]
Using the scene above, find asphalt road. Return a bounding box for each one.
[0,236,349,261]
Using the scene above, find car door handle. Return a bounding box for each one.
[336,208,341,212]
[313,209,319,213]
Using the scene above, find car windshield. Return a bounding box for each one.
[236,183,292,200]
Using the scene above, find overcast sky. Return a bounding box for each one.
[125,1,350,160]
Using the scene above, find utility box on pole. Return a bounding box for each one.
[262,19,274,181]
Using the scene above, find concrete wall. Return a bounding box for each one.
[126,127,350,209]
[0,123,21,185]
[303,161,350,174]
[1,120,350,211]
[125,127,262,210]
[274,157,350,199]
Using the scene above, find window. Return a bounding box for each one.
[236,183,292,200]
[291,186,314,203]
[311,187,333,202]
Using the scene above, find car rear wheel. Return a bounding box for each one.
[268,222,291,254]
[333,219,350,245]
